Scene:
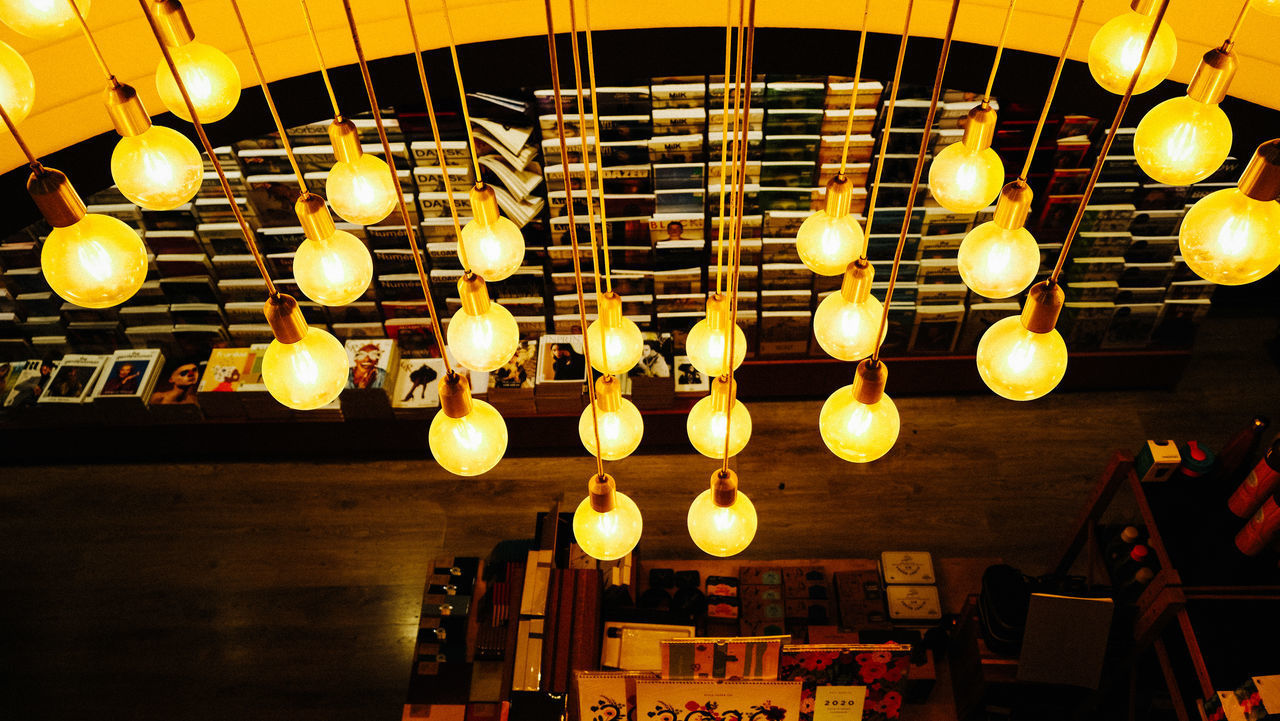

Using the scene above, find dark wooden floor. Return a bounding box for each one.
[2,316,1277,720]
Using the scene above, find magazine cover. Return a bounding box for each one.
[630,333,674,380]
[493,339,538,389]
[635,679,802,721]
[149,359,203,406]
[392,357,445,409]
[4,358,54,407]
[537,334,588,384]
[778,644,913,721]
[92,348,163,400]
[199,348,253,393]
[344,338,398,390]
[673,355,710,394]
[38,355,107,404]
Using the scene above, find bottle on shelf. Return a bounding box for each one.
[1215,417,1270,493]
[1234,493,1280,558]
[1104,526,1142,568]
[1116,566,1156,601]
[1112,544,1152,586]
[1227,439,1280,520]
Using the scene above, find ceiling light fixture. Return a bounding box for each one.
[151,0,242,123]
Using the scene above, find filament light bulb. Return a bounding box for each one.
[0,39,36,128]
[796,175,864,276]
[1257,0,1280,16]
[327,154,398,226]
[462,183,525,282]
[585,292,643,374]
[958,223,1039,299]
[111,126,203,210]
[818,360,899,463]
[686,377,751,459]
[686,294,747,377]
[41,214,147,309]
[294,231,373,306]
[579,398,644,461]
[0,0,89,39]
[687,472,757,558]
[156,41,241,123]
[1134,97,1231,185]
[573,477,643,561]
[929,143,1004,213]
[1179,188,1280,286]
[429,397,508,476]
[261,326,349,410]
[976,315,1068,401]
[447,275,519,372]
[813,260,882,361]
[1087,8,1176,95]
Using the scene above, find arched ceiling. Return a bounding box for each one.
[3,0,1280,173]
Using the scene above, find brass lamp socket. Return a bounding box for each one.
[839,258,875,304]
[470,183,501,227]
[295,192,337,242]
[961,102,998,153]
[594,374,622,413]
[597,291,624,327]
[438,371,474,419]
[588,472,618,513]
[1187,47,1237,105]
[153,0,195,47]
[328,117,363,164]
[823,175,855,219]
[705,293,731,333]
[458,272,492,316]
[26,167,87,228]
[263,293,309,344]
[710,373,737,413]
[711,468,739,508]
[1238,139,1280,203]
[1020,281,1065,334]
[993,180,1034,230]
[1130,0,1159,16]
[852,358,888,406]
[104,83,153,138]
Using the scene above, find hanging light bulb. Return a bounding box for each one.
[1257,0,1280,16]
[813,258,883,361]
[325,117,398,226]
[31,167,147,308]
[460,183,526,282]
[292,192,373,306]
[446,272,519,372]
[429,371,508,476]
[104,83,203,211]
[573,473,643,561]
[929,102,1005,213]
[579,374,644,460]
[1087,0,1176,95]
[819,358,900,463]
[687,374,751,459]
[0,39,36,129]
[152,0,241,123]
[976,281,1069,401]
[685,293,747,377]
[958,180,1039,299]
[687,469,757,557]
[796,175,865,276]
[585,291,643,374]
[260,293,349,410]
[1134,47,1236,186]
[1179,140,1280,285]
[0,0,89,39]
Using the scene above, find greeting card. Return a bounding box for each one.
[636,679,803,721]
[779,644,912,721]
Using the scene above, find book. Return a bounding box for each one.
[196,347,254,418]
[37,354,108,405]
[2,358,53,408]
[148,357,205,422]
[90,347,164,422]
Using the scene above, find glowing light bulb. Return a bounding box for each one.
[976,315,1068,401]
[461,216,526,282]
[585,293,643,374]
[686,294,746,377]
[819,383,900,463]
[813,260,883,361]
[0,39,36,129]
[1179,188,1280,286]
[110,126,203,210]
[579,378,644,460]
[929,142,1005,213]
[261,327,348,410]
[1087,9,1176,95]
[687,379,751,459]
[573,483,643,561]
[447,275,519,372]
[1257,0,1280,16]
[0,0,89,39]
[156,41,241,123]
[796,213,864,276]
[327,154,398,226]
[41,214,147,308]
[294,230,373,306]
[429,398,508,476]
[1134,96,1231,185]
[687,477,757,557]
[958,222,1039,299]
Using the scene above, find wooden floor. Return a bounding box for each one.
[1,316,1277,720]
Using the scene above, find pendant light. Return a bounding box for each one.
[685,294,748,376]
[813,259,882,361]
[1087,0,1176,95]
[0,0,88,39]
[1178,140,1280,286]
[687,469,757,557]
[687,374,752,459]
[0,39,36,129]
[579,374,643,460]
[574,473,643,562]
[152,0,241,123]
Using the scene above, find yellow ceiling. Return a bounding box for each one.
[3,0,1280,173]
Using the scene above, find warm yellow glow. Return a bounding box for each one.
[40,214,147,308]
[579,395,644,460]
[155,41,241,123]
[461,215,526,282]
[1258,0,1280,16]
[293,230,373,306]
[813,291,883,361]
[429,398,508,476]
[0,39,36,128]
[327,154,398,226]
[819,385,900,463]
[1134,96,1232,185]
[957,222,1040,299]
[1179,188,1280,285]
[1087,10,1177,95]
[976,315,1068,401]
[687,488,757,557]
[795,211,865,276]
[261,327,349,410]
[573,490,643,561]
[447,301,520,372]
[585,314,643,374]
[110,125,203,210]
[928,142,1005,214]
[0,0,88,39]
[686,393,751,459]
[685,317,747,377]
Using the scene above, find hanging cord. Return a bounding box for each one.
[566,0,606,367]
[340,0,453,377]
[719,0,748,298]
[837,0,870,177]
[1224,0,1253,50]
[861,0,915,255]
[299,0,342,118]
[871,0,960,364]
[227,0,307,195]
[982,0,1016,102]
[545,0,604,479]
[0,102,42,170]
[712,0,737,296]
[137,0,276,296]
[1018,0,1085,181]
[440,0,484,182]
[1048,0,1170,285]
[66,0,115,83]
[583,0,613,295]
[404,0,471,272]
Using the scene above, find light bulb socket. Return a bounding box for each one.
[705,292,731,332]
[594,374,622,413]
[26,167,87,228]
[588,472,617,513]
[470,183,501,227]
[153,0,195,47]
[104,83,153,138]
[438,371,474,419]
[1021,281,1065,334]
[597,291,624,327]
[711,468,739,508]
[993,180,1034,230]
[263,293,309,344]
[710,373,737,413]
[1187,47,1238,105]
[1130,0,1160,16]
[961,102,998,153]
[458,272,492,316]
[823,175,855,219]
[1238,139,1280,203]
[839,258,875,304]
[328,117,363,164]
[853,358,888,406]
[295,192,337,242]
